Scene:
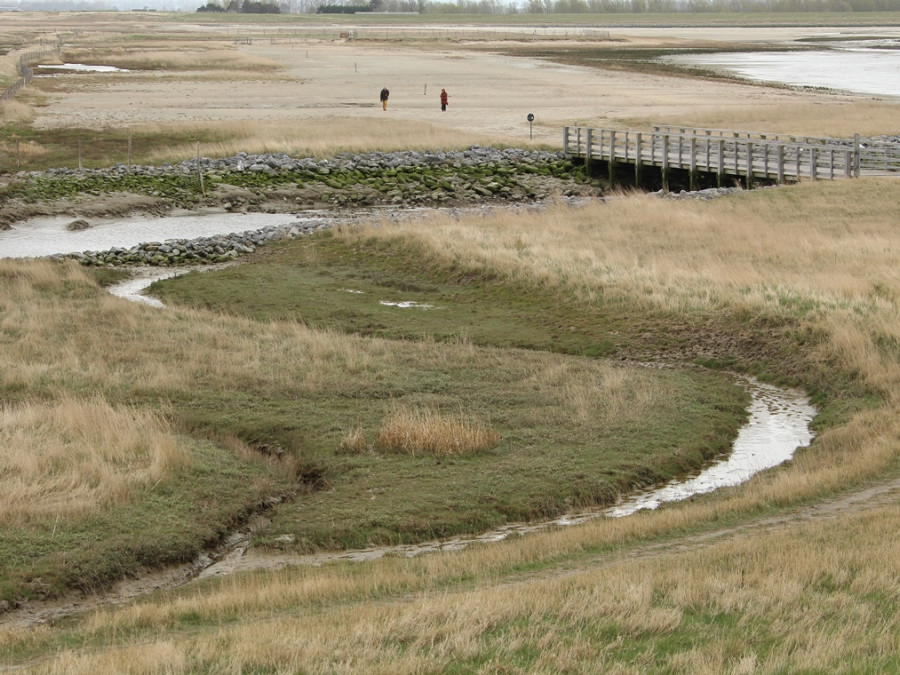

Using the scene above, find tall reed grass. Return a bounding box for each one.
[338,178,900,395]
[375,403,500,456]
[651,100,900,139]
[60,46,283,73]
[0,395,190,525]
[139,118,504,164]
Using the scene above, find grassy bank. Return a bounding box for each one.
[2,178,899,671]
[0,252,747,603]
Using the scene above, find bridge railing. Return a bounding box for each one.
[563,126,900,187]
[650,125,900,174]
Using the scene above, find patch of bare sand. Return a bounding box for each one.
[29,34,886,145]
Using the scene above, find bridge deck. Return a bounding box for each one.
[564,126,900,189]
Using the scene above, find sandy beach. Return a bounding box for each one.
[24,22,899,144]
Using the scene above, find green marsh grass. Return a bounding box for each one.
[4,176,898,672]
[0,256,746,602]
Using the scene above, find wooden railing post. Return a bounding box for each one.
[810,148,818,181]
[563,126,570,157]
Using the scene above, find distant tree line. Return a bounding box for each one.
[280,0,900,12]
[197,0,279,11]
[4,0,897,14]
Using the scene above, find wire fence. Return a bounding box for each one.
[0,47,62,103]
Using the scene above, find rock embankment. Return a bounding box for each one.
[2,146,593,228]
[59,221,327,267]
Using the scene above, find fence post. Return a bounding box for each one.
[853,133,861,177]
[197,141,205,195]
[810,148,818,181]
[563,126,570,157]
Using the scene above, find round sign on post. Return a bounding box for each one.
[527,113,534,139]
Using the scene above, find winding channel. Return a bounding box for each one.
[2,211,817,577]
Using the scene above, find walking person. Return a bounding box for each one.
[440,88,448,112]
[380,87,390,111]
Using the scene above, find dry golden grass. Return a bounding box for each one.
[0,99,35,125]
[337,426,368,455]
[139,118,504,163]
[60,45,283,73]
[340,178,900,395]
[375,403,500,456]
[649,100,900,139]
[0,394,190,525]
[19,501,898,673]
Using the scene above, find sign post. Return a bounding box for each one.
[527,113,534,140]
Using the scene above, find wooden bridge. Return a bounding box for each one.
[563,125,900,191]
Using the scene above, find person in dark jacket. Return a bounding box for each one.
[380,87,390,111]
[440,88,448,111]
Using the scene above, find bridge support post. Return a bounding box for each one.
[777,145,785,183]
[717,139,724,188]
[661,135,669,192]
[634,132,643,187]
[608,130,617,184]
[689,137,697,191]
[745,141,753,189]
[585,128,593,177]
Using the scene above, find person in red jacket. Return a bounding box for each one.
[440,88,448,112]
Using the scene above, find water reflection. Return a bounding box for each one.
[0,211,304,259]
[664,48,900,98]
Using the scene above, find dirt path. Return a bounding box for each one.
[4,474,898,632]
